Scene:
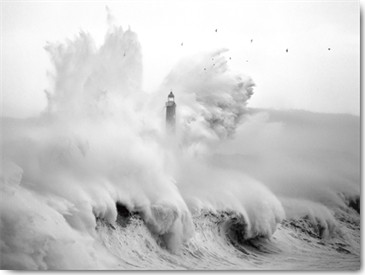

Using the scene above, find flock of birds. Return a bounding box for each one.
[120,28,331,68]
[178,28,332,69]
[121,28,332,67]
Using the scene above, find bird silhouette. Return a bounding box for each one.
[181,42,183,46]
[328,48,331,51]
[215,29,217,32]
[286,49,288,53]
[250,39,253,43]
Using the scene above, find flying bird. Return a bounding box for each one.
[250,39,253,43]
[215,29,218,32]
[181,42,183,46]
[286,49,288,53]
[328,48,331,51]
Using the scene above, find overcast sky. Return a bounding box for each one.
[1,0,360,118]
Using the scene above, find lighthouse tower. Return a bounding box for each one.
[165,91,176,133]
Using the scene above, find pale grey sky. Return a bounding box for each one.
[1,0,360,118]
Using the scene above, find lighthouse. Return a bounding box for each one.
[166,91,176,133]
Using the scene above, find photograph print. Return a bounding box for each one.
[1,0,360,270]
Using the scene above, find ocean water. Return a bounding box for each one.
[0,23,360,270]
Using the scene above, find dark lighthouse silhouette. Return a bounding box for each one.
[165,91,176,134]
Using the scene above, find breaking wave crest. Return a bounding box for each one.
[94,200,359,270]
